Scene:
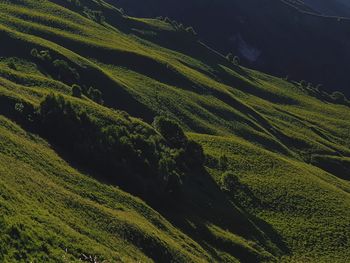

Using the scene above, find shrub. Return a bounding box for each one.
[331,91,348,104]
[53,59,80,84]
[186,27,197,36]
[226,53,233,62]
[83,7,105,23]
[7,62,16,70]
[14,103,24,113]
[39,50,52,62]
[72,84,82,98]
[35,95,207,200]
[232,56,240,66]
[31,49,52,62]
[299,80,306,88]
[30,48,39,58]
[226,53,240,65]
[87,87,103,104]
[93,11,105,23]
[32,97,207,201]
[220,171,240,191]
[164,17,171,23]
[153,116,187,148]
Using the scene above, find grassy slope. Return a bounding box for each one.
[0,0,350,262]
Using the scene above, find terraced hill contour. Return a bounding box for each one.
[1,0,350,262]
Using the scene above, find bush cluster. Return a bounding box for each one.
[36,95,204,200]
[298,81,350,106]
[158,17,197,36]
[31,49,80,85]
[31,49,104,104]
[226,53,240,66]
[64,0,105,23]
[83,7,105,23]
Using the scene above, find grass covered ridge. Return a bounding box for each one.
[0,0,350,262]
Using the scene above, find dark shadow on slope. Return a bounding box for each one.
[202,87,292,155]
[310,155,350,181]
[6,21,201,94]
[273,108,349,157]
[217,68,299,106]
[0,93,290,262]
[157,167,291,262]
[0,29,155,122]
[275,108,339,145]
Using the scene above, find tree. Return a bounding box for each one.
[153,116,187,148]
[30,48,39,58]
[87,87,103,104]
[226,53,240,66]
[220,171,239,191]
[164,17,171,24]
[53,59,80,84]
[331,91,348,104]
[186,27,197,36]
[226,53,234,62]
[7,62,16,70]
[72,84,82,98]
[232,56,240,66]
[299,80,307,88]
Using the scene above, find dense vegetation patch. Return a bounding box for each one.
[29,94,205,202]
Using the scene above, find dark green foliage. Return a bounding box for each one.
[87,86,103,104]
[66,0,81,7]
[53,59,80,84]
[220,171,240,191]
[72,84,82,98]
[331,91,349,104]
[63,0,105,23]
[164,17,171,23]
[31,49,52,62]
[226,53,240,65]
[14,102,24,113]
[185,26,197,36]
[232,56,240,66]
[299,80,307,88]
[30,48,106,104]
[30,49,80,86]
[7,61,16,70]
[83,7,105,23]
[30,48,38,58]
[226,53,234,62]
[153,116,187,148]
[35,95,205,200]
[299,81,350,107]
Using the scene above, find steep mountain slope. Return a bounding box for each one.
[1,0,350,262]
[112,0,350,96]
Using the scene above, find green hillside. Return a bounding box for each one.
[113,0,350,96]
[1,0,350,262]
